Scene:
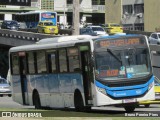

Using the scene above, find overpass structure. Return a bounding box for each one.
[0,29,61,78]
[0,29,61,46]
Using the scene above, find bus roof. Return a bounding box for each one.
[37,35,96,44]
[9,34,145,53]
[9,35,95,52]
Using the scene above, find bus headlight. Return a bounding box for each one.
[97,87,107,95]
[148,82,153,90]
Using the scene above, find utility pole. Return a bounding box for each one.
[72,0,80,35]
[63,1,66,28]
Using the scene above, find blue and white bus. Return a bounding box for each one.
[9,34,155,112]
[13,11,57,28]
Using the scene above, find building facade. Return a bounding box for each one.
[105,0,144,31]
[105,0,122,24]
[0,0,159,32]
[0,0,40,21]
[144,0,160,32]
[105,0,160,32]
[122,0,144,31]
[54,0,105,26]
[0,0,106,26]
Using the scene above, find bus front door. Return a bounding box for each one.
[81,50,93,105]
[19,55,29,105]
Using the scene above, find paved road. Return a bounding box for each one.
[0,97,159,116]
[0,96,34,109]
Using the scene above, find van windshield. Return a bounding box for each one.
[0,78,7,84]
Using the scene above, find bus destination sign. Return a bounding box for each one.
[0,0,31,6]
[96,38,144,48]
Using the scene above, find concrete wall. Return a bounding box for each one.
[105,0,122,24]
[54,0,92,12]
[144,0,160,32]
[122,0,143,5]
[80,0,92,12]
[54,0,66,11]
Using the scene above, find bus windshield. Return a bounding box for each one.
[95,47,151,80]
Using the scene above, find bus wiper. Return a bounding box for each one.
[107,48,122,64]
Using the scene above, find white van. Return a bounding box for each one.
[86,25,108,35]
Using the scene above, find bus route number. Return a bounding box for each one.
[99,38,141,47]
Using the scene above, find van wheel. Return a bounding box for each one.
[74,90,85,112]
[33,91,41,109]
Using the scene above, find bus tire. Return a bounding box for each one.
[124,105,135,113]
[85,106,91,112]
[74,90,84,112]
[145,104,150,108]
[8,94,12,97]
[33,91,41,109]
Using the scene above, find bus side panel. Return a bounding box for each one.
[28,75,49,107]
[27,75,34,106]
[58,73,84,107]
[12,75,23,105]
[49,74,64,108]
[26,74,60,107]
[26,73,84,108]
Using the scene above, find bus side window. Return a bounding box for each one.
[46,51,57,73]
[11,53,19,75]
[37,51,47,73]
[27,52,36,74]
[59,49,68,72]
[67,47,80,72]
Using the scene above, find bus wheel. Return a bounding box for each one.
[8,94,12,97]
[74,91,84,112]
[85,106,91,112]
[145,104,150,108]
[33,91,41,109]
[124,105,135,113]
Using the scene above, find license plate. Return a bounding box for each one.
[123,98,136,103]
